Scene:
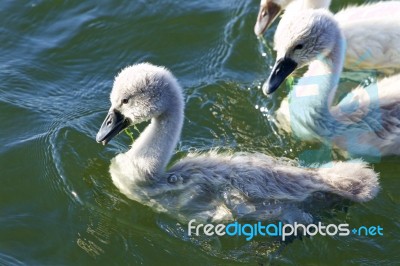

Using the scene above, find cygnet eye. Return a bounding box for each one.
[121,98,129,104]
[294,44,304,51]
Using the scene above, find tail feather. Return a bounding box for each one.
[317,160,380,202]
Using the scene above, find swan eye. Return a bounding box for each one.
[122,98,129,104]
[294,44,304,51]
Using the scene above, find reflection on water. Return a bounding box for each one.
[0,0,399,265]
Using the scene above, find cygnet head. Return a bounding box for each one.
[96,63,183,145]
[254,0,332,36]
[262,9,340,95]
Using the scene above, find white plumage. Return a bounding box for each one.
[96,63,379,223]
[255,0,400,73]
[263,9,400,158]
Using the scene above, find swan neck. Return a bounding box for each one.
[284,30,345,139]
[303,0,331,9]
[128,93,184,182]
[287,0,331,11]
[322,33,345,109]
[292,31,345,112]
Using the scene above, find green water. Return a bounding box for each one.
[0,0,399,265]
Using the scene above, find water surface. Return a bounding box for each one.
[0,0,399,265]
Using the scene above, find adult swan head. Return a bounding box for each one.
[96,63,379,223]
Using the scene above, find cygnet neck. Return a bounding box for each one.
[290,28,345,115]
[126,89,184,183]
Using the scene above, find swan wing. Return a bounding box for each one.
[332,74,400,153]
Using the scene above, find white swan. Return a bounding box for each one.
[262,8,400,158]
[255,0,400,72]
[96,63,379,223]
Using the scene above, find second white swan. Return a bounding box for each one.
[255,0,400,73]
[263,8,400,158]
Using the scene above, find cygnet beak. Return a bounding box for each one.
[262,57,298,95]
[96,109,129,145]
[254,1,282,36]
